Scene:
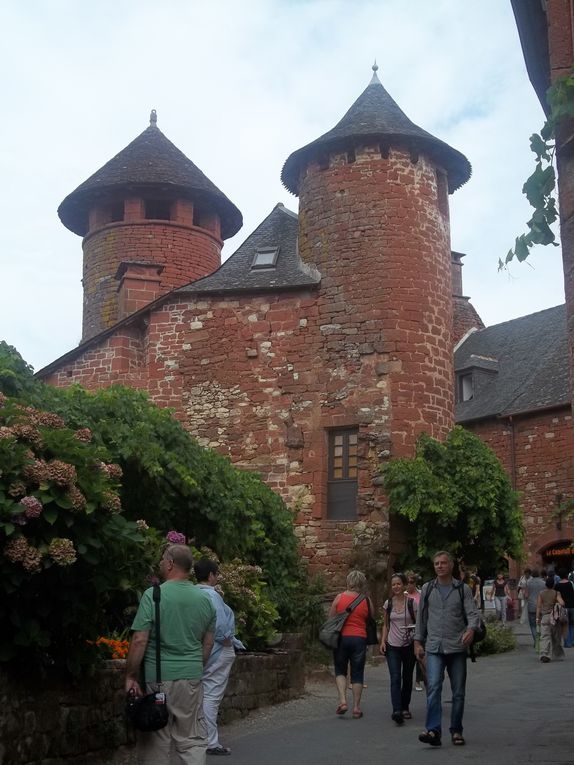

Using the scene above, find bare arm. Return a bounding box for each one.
[202,630,215,665]
[557,592,565,607]
[125,630,149,695]
[327,594,342,618]
[379,602,389,654]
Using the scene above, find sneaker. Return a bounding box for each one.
[415,682,423,692]
[391,712,404,726]
[207,747,231,756]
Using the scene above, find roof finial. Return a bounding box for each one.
[370,60,380,85]
[150,109,157,127]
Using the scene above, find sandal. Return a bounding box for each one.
[352,710,363,719]
[451,733,465,746]
[402,710,412,720]
[419,730,442,746]
[336,703,348,715]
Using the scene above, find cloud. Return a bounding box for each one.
[0,0,564,369]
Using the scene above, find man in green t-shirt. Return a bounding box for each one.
[126,544,216,764]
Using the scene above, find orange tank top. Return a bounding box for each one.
[337,592,369,637]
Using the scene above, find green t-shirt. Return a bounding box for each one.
[131,580,216,681]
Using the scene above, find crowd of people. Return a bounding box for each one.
[123,539,574,761]
[328,554,573,748]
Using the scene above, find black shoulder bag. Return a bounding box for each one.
[126,583,169,731]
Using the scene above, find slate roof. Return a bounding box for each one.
[455,304,570,422]
[281,67,471,195]
[58,114,242,239]
[177,203,320,295]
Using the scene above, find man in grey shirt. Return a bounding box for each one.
[524,569,546,645]
[414,550,480,748]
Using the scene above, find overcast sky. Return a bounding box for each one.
[0,0,565,371]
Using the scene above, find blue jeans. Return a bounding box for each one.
[386,644,415,714]
[425,652,467,735]
[333,636,367,684]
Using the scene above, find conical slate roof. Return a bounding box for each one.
[281,66,471,195]
[58,112,242,239]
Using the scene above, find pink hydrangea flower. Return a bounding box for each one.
[166,530,186,545]
[19,496,43,518]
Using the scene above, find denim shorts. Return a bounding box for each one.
[333,635,367,684]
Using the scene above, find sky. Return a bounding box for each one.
[0,0,565,371]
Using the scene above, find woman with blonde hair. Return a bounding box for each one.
[327,569,373,719]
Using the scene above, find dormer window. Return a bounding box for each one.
[457,372,474,402]
[252,247,279,269]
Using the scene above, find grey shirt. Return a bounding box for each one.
[414,578,481,654]
[525,577,546,613]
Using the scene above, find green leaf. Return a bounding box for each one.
[43,508,58,525]
[2,522,15,535]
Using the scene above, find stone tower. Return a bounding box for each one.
[58,111,242,342]
[282,65,471,473]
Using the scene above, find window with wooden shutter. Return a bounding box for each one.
[327,429,358,519]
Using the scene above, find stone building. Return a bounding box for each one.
[38,64,574,580]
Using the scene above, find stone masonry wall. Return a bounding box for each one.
[81,220,222,342]
[297,145,455,457]
[0,650,304,765]
[465,407,574,571]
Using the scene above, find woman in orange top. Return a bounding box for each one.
[327,570,373,719]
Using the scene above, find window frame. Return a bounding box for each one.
[251,246,279,269]
[327,427,358,520]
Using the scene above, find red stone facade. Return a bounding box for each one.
[45,146,458,580]
[465,408,574,575]
[81,198,222,342]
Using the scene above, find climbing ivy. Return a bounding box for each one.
[502,66,574,269]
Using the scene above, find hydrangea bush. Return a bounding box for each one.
[0,393,146,674]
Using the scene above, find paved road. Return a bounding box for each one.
[221,623,573,764]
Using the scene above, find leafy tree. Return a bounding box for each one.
[383,427,524,574]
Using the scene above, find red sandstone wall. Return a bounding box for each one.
[453,296,484,345]
[466,408,574,572]
[81,221,222,342]
[298,146,454,458]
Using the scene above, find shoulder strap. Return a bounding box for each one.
[345,593,366,613]
[386,598,393,617]
[407,597,416,623]
[422,578,437,620]
[457,582,469,625]
[153,583,162,683]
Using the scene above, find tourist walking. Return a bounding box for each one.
[537,576,566,662]
[490,572,510,624]
[525,569,546,646]
[380,573,417,725]
[327,570,373,719]
[414,550,480,748]
[555,567,574,647]
[125,544,216,765]
[195,558,245,756]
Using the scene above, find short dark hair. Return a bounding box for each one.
[531,568,540,578]
[193,558,219,582]
[557,567,568,579]
[545,576,556,589]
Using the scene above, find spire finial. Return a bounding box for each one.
[372,60,378,73]
[150,109,157,127]
[370,60,380,84]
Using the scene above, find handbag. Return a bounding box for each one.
[318,594,366,649]
[550,602,568,626]
[365,599,378,645]
[126,584,169,732]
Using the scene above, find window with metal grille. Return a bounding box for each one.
[327,428,358,519]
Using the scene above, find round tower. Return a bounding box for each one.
[281,65,471,455]
[58,111,242,342]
